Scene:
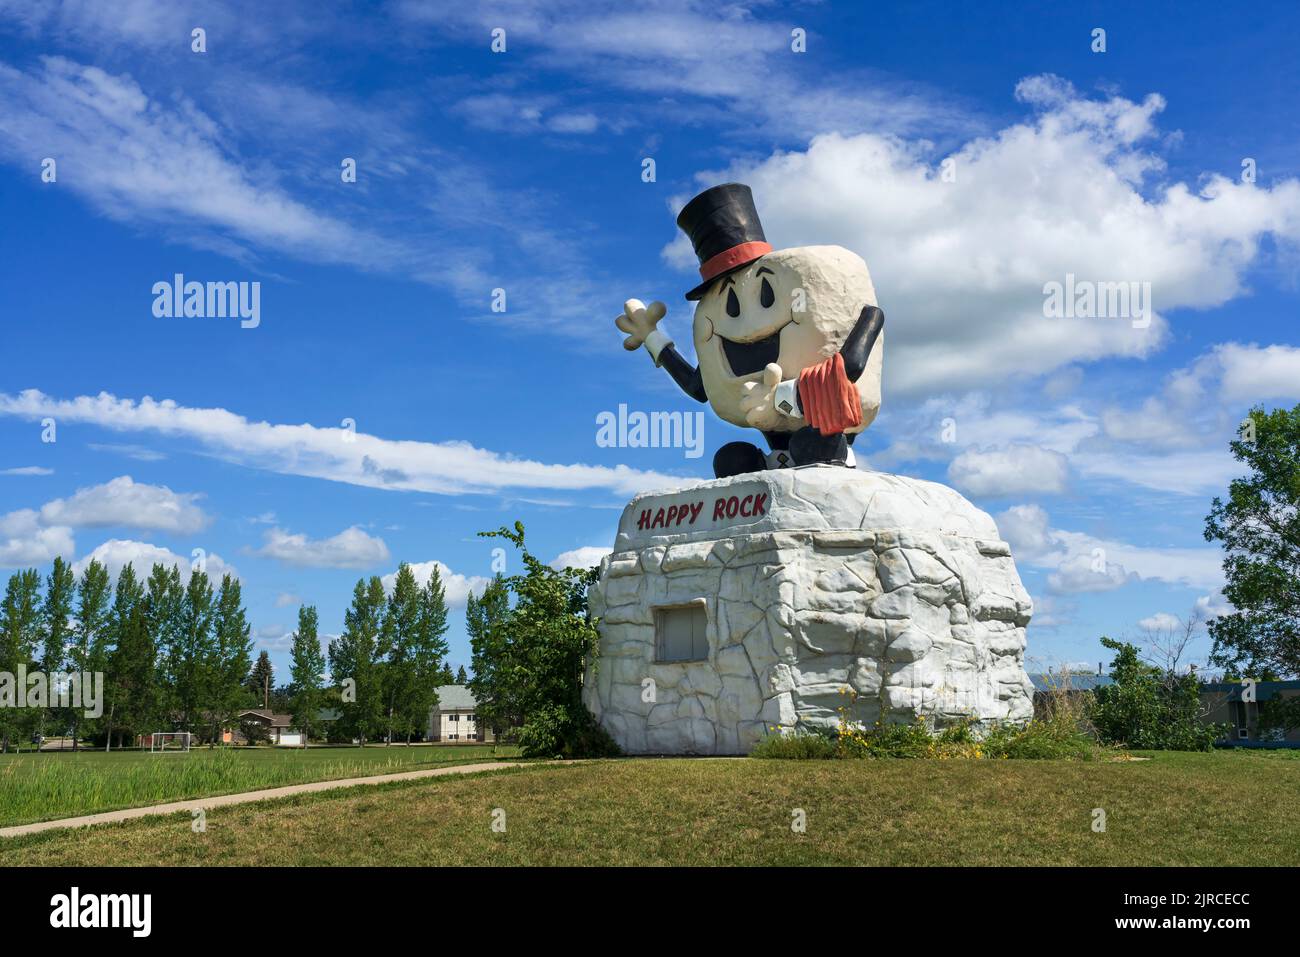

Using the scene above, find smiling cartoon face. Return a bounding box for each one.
[692,245,882,432]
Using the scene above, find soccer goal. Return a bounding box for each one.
[149,732,193,752]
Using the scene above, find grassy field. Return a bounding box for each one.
[0,744,520,828]
[2,749,1296,865]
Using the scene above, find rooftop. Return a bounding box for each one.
[432,684,478,711]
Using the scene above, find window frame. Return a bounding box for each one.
[652,599,710,664]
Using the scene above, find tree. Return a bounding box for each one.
[37,557,75,743]
[103,564,154,751]
[0,569,42,752]
[474,523,618,758]
[404,567,450,743]
[145,563,184,730]
[171,569,215,735]
[289,605,325,748]
[467,575,512,741]
[1204,405,1300,678]
[455,665,468,684]
[1092,636,1223,751]
[68,560,112,750]
[209,575,253,744]
[328,577,385,745]
[248,650,274,709]
[379,565,421,744]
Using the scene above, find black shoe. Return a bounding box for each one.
[713,441,767,478]
[789,426,848,466]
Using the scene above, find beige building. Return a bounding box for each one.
[427,685,495,743]
[1200,680,1300,746]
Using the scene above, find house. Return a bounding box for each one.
[235,709,302,746]
[1199,680,1300,747]
[427,685,495,743]
[1027,671,1114,719]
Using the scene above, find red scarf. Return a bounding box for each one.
[797,353,862,434]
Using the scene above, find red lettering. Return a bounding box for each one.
[637,509,652,530]
[665,504,678,526]
[712,497,726,520]
[752,493,768,516]
[652,507,666,529]
[725,495,739,518]
[739,494,754,517]
[688,501,704,524]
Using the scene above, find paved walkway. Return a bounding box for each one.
[0,760,556,839]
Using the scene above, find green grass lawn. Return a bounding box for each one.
[0,744,520,828]
[2,749,1296,865]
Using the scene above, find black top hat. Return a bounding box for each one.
[676,183,773,301]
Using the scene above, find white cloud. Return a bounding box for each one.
[1195,592,1233,619]
[994,504,1056,561]
[73,538,237,583]
[0,56,398,270]
[1,466,53,476]
[1046,552,1134,594]
[995,504,1223,593]
[1138,612,1182,632]
[670,78,1300,396]
[0,509,74,567]
[1210,342,1300,405]
[38,476,209,534]
[381,560,490,608]
[255,526,390,569]
[947,444,1068,497]
[550,546,613,571]
[274,592,300,608]
[0,390,682,499]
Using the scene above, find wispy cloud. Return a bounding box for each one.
[0,389,683,499]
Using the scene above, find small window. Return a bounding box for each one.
[655,602,708,662]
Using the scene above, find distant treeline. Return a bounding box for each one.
[0,558,455,751]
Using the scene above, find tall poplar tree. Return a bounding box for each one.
[210,574,253,743]
[38,557,75,742]
[172,569,215,735]
[379,565,421,744]
[103,564,154,750]
[328,576,384,745]
[68,560,111,750]
[145,563,184,732]
[0,570,42,751]
[289,605,325,747]
[403,567,450,743]
[466,575,513,741]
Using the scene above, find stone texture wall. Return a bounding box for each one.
[585,466,1035,755]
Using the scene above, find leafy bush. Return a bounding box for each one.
[749,729,840,759]
[472,523,621,760]
[1091,637,1225,751]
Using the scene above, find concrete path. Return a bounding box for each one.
[0,760,557,839]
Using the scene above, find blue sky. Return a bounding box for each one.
[2,0,1298,681]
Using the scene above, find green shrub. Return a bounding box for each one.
[750,689,1101,760]
[749,729,840,759]
[1091,637,1225,751]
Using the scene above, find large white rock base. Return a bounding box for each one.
[584,466,1035,755]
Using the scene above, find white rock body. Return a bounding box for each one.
[584,466,1035,755]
